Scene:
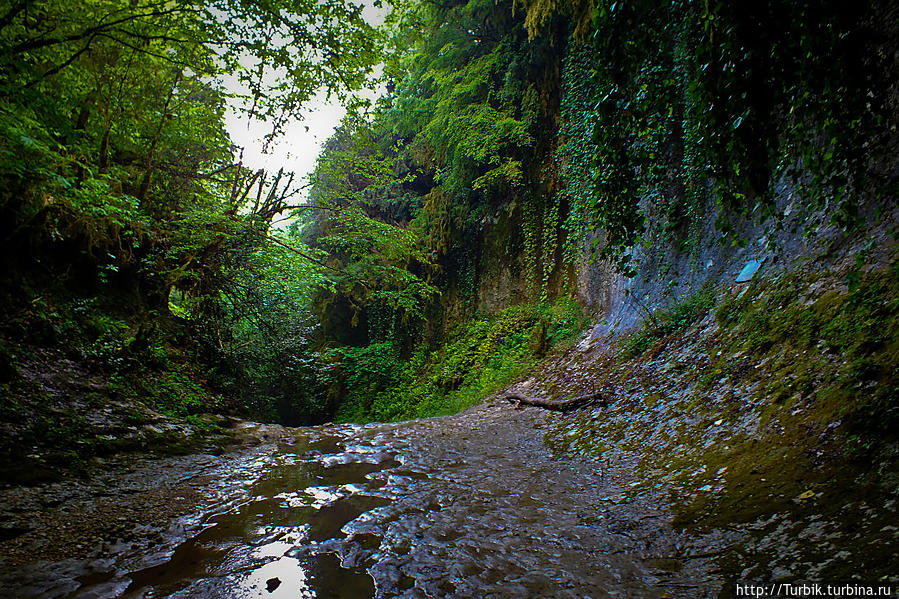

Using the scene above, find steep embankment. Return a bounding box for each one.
[533,260,899,583]
[0,294,243,485]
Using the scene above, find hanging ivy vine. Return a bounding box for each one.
[587,0,896,272]
[557,41,596,276]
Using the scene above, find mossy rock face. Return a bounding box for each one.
[542,264,899,582]
[528,318,548,357]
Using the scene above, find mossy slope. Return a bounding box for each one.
[538,263,899,584]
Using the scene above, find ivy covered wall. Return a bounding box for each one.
[568,0,898,332]
[294,0,898,421]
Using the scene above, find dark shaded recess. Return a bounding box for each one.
[311,290,369,348]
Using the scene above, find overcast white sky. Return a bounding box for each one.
[223,1,387,202]
[224,95,347,181]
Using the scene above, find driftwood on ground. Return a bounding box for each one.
[504,391,606,412]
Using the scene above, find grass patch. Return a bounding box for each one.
[333,297,588,422]
[619,286,717,359]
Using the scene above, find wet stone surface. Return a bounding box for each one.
[0,403,723,598]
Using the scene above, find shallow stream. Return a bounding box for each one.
[1,400,720,598]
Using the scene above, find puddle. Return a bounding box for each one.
[117,432,395,598]
[2,404,722,598]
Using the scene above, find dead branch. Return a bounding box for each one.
[504,391,607,412]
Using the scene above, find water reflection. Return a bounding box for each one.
[47,406,711,598]
[237,557,311,598]
[123,430,387,598]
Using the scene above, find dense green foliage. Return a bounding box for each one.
[585,0,897,268]
[0,0,391,427]
[1,0,895,447]
[332,298,586,422]
[320,0,570,301]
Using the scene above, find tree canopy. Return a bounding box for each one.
[1,0,894,425]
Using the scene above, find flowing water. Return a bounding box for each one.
[1,400,721,598]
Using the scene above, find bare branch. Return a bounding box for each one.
[9,5,200,55]
[24,33,97,88]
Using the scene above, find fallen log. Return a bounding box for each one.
[504,391,606,412]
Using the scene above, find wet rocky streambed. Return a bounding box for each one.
[0,398,729,598]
